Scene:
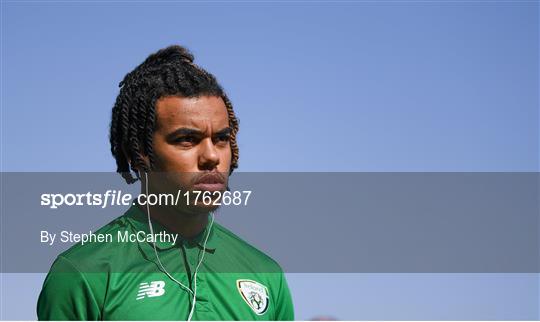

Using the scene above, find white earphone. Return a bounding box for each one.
[142,171,214,321]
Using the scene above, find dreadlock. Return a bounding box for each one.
[109,45,240,184]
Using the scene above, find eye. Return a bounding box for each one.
[173,136,196,145]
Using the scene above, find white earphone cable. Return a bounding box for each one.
[187,211,214,321]
[144,172,214,321]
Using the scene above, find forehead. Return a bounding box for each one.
[154,95,229,131]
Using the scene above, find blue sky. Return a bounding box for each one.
[1,1,539,320]
[2,1,538,172]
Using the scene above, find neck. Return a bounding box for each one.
[138,203,210,239]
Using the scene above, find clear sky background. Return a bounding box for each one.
[1,0,539,320]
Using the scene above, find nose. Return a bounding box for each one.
[198,137,220,170]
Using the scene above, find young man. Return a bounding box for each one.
[37,45,294,320]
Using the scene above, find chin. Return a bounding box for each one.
[187,203,220,215]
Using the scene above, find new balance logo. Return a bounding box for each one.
[136,281,166,300]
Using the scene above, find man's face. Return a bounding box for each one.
[147,95,232,210]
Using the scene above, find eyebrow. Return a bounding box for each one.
[166,127,231,140]
[215,127,232,136]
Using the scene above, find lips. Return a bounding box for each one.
[192,173,226,192]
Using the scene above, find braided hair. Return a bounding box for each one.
[109,45,240,184]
